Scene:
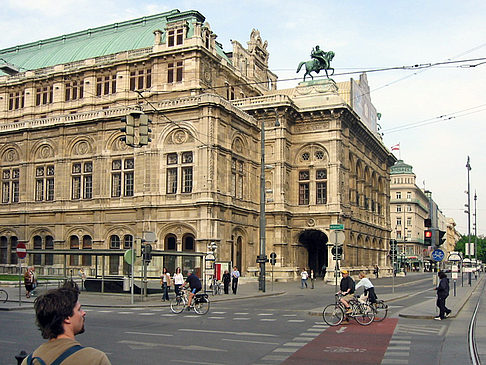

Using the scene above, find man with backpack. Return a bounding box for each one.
[22,281,111,364]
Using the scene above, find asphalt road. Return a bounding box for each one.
[0,273,479,364]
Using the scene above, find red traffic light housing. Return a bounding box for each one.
[424,230,432,245]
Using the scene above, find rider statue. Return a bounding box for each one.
[311,45,327,69]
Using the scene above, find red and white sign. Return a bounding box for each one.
[16,242,27,259]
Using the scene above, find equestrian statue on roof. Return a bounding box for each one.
[296,45,335,81]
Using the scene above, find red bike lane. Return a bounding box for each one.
[282,318,398,365]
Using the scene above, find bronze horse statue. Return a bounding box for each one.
[296,50,335,81]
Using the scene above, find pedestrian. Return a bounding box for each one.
[373,265,379,279]
[321,264,327,280]
[301,268,308,288]
[22,281,111,365]
[355,272,377,304]
[310,269,315,289]
[222,269,231,294]
[231,266,240,294]
[160,267,171,301]
[24,266,34,298]
[172,267,184,296]
[434,271,451,320]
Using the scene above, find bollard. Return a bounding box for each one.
[15,350,28,365]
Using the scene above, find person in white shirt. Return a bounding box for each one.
[231,266,240,294]
[301,268,309,288]
[355,272,377,304]
[172,267,184,296]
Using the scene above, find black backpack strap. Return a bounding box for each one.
[51,345,84,365]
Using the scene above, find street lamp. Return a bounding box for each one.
[258,109,280,292]
[466,156,472,285]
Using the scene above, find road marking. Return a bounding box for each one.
[284,342,308,346]
[208,316,225,319]
[233,317,250,320]
[98,310,113,313]
[138,313,155,316]
[336,327,347,333]
[261,355,289,361]
[260,318,277,321]
[234,312,249,315]
[381,360,408,364]
[299,332,318,337]
[222,338,279,345]
[125,331,172,337]
[283,314,297,317]
[258,313,273,316]
[212,311,226,314]
[179,329,277,337]
[288,319,305,323]
[273,347,299,353]
[119,312,133,314]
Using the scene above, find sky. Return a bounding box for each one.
[1,0,485,235]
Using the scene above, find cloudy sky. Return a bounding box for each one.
[1,0,485,235]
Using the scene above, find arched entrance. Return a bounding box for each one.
[299,229,328,276]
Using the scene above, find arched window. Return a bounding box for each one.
[165,235,177,251]
[123,235,133,250]
[110,235,120,249]
[183,235,195,252]
[0,236,7,264]
[33,236,42,265]
[10,237,18,265]
[45,235,54,266]
[109,235,120,275]
[82,235,92,266]
[70,235,79,266]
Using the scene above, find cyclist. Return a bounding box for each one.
[355,271,377,304]
[183,270,202,311]
[337,270,355,314]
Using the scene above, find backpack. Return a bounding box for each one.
[26,345,84,365]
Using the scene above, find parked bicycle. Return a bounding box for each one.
[210,277,222,296]
[170,288,210,315]
[323,293,375,326]
[0,289,8,303]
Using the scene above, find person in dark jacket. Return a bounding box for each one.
[434,271,451,320]
[222,270,231,294]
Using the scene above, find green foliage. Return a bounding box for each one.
[455,235,486,262]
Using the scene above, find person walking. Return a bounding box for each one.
[434,271,451,320]
[22,281,111,365]
[231,266,240,294]
[160,267,171,301]
[222,270,231,294]
[172,267,184,296]
[321,264,327,280]
[373,265,379,279]
[310,270,315,289]
[301,268,309,288]
[24,267,35,298]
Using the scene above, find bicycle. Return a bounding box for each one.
[170,288,210,315]
[0,289,8,303]
[322,293,375,326]
[210,278,222,296]
[371,299,388,322]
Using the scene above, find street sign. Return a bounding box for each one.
[256,255,268,263]
[270,252,277,259]
[331,246,343,257]
[143,231,157,242]
[124,249,135,264]
[448,252,462,262]
[431,249,445,262]
[16,243,27,259]
[330,224,344,230]
[330,231,345,245]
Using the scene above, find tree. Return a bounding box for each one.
[455,235,486,262]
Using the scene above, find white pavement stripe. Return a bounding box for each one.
[386,346,410,351]
[234,318,250,320]
[273,347,299,353]
[294,336,314,342]
[306,328,323,332]
[119,312,133,314]
[234,312,249,315]
[125,331,172,337]
[208,317,225,320]
[314,321,325,325]
[183,315,199,318]
[98,310,113,313]
[179,329,277,337]
[389,340,411,345]
[299,333,318,337]
[261,355,289,361]
[258,313,274,316]
[139,313,155,316]
[283,314,297,317]
[384,352,409,357]
[212,311,226,314]
[260,318,277,321]
[381,360,409,364]
[283,342,307,346]
[222,338,279,345]
[288,319,305,323]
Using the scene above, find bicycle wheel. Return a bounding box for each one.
[170,296,185,314]
[0,289,7,303]
[355,303,375,326]
[322,304,345,326]
[194,298,210,315]
[373,301,388,322]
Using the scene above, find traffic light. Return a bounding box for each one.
[424,218,431,228]
[270,252,277,265]
[142,243,152,262]
[135,238,142,257]
[389,239,397,258]
[120,114,136,146]
[139,114,152,146]
[438,230,446,246]
[424,230,432,245]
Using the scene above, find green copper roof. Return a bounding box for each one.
[390,159,414,175]
[0,9,209,76]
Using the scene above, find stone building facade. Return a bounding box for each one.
[0,9,395,280]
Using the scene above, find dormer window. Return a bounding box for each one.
[168,28,184,47]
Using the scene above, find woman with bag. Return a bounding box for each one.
[160,267,171,301]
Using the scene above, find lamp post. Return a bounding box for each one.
[466,156,472,285]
